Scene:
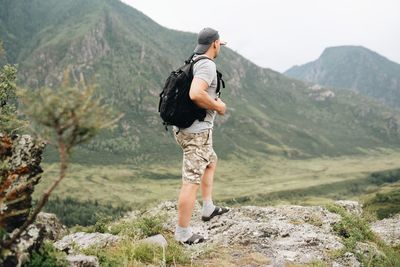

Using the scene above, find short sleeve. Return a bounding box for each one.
[193,60,217,86]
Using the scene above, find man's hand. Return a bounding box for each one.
[215,98,226,115]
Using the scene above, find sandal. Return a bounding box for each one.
[182,233,205,245]
[202,206,230,221]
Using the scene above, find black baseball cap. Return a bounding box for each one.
[194,27,227,54]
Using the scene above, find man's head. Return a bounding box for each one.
[194,27,226,58]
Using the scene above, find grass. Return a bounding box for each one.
[25,241,69,267]
[33,149,400,209]
[79,214,190,266]
[326,204,400,267]
[361,183,400,220]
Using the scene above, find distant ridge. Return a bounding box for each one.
[285,46,400,110]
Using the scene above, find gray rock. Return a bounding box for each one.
[36,212,69,241]
[354,241,386,263]
[1,133,46,232]
[371,214,400,246]
[3,222,46,267]
[140,234,168,248]
[6,212,68,267]
[332,252,360,267]
[146,201,347,265]
[54,232,120,254]
[335,200,363,215]
[66,254,99,267]
[0,133,50,267]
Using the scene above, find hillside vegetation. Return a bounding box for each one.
[1,0,400,164]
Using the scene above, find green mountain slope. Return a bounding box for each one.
[1,0,400,163]
[285,46,400,110]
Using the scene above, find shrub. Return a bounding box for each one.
[24,241,68,267]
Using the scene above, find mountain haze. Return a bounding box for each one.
[285,46,400,110]
[1,0,400,163]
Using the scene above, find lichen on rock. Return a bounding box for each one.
[0,133,46,231]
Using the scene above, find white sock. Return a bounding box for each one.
[174,225,193,242]
[202,199,215,217]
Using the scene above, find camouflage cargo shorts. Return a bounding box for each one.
[174,129,217,184]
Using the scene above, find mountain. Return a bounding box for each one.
[285,46,400,110]
[1,0,400,164]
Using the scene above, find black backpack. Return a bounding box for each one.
[158,54,225,130]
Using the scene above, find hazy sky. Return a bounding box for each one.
[121,0,400,72]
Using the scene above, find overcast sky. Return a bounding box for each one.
[121,0,400,72]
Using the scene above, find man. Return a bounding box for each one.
[173,27,229,245]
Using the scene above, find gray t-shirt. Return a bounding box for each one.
[179,55,218,133]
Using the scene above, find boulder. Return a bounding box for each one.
[36,212,69,241]
[54,232,120,254]
[371,214,400,246]
[140,234,168,248]
[66,254,100,267]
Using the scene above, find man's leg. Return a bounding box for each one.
[175,181,204,245]
[177,182,199,227]
[201,161,216,202]
[175,181,202,243]
[200,160,230,220]
[201,161,217,217]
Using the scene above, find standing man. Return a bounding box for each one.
[174,27,229,245]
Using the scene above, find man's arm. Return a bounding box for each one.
[189,77,226,115]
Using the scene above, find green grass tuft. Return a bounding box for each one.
[327,204,400,266]
[24,241,68,267]
[81,234,189,266]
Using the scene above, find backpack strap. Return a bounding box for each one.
[185,54,211,64]
[216,70,225,97]
[190,55,225,97]
[191,55,212,64]
[188,55,212,80]
[184,53,195,64]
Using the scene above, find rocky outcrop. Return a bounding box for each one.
[54,232,120,254]
[135,200,397,266]
[35,212,69,241]
[43,199,400,266]
[2,212,68,267]
[23,18,110,88]
[371,214,400,246]
[148,201,344,265]
[0,133,46,232]
[53,232,120,267]
[0,133,52,267]
[307,84,335,101]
